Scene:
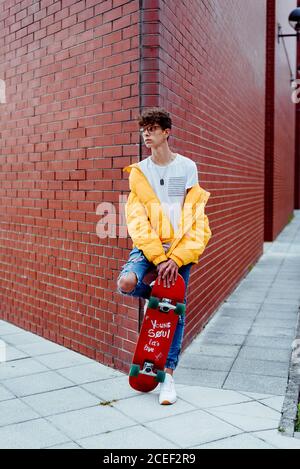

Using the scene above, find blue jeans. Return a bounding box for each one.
[117,247,193,370]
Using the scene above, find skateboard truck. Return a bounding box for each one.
[129,361,166,383]
[148,296,186,315]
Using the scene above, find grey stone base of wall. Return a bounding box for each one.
[279,308,300,437]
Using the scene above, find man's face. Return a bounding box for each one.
[140,124,170,149]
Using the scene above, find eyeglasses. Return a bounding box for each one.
[139,125,161,134]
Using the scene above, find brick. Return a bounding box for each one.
[0,0,296,378]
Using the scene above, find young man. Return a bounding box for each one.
[117,107,211,405]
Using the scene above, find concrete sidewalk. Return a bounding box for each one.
[0,213,300,449]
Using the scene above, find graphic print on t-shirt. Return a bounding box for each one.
[137,154,199,251]
[168,176,186,197]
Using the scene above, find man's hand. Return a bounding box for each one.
[157,259,179,288]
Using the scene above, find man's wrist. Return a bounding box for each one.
[168,254,183,268]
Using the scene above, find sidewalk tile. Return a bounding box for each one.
[0,321,27,335]
[145,410,242,447]
[238,346,291,363]
[78,425,178,449]
[0,358,49,380]
[56,362,121,385]
[82,376,141,401]
[258,396,285,413]
[245,335,292,349]
[0,419,69,449]
[223,372,288,396]
[34,350,97,370]
[21,386,100,417]
[193,433,275,449]
[3,371,75,397]
[5,346,28,362]
[196,332,246,346]
[231,358,289,378]
[47,442,81,449]
[113,393,195,423]
[249,326,295,338]
[176,385,252,409]
[207,401,280,432]
[175,368,227,387]
[252,430,300,449]
[47,406,136,440]
[3,332,49,346]
[0,399,40,427]
[14,341,66,356]
[184,344,240,358]
[178,354,235,372]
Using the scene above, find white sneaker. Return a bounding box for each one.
[159,373,177,405]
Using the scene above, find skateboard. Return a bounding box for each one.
[129,274,186,393]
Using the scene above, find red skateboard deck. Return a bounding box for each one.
[129,274,186,393]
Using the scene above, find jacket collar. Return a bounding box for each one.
[123,163,210,207]
[123,162,210,251]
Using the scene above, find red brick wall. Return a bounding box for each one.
[149,0,267,346]
[0,0,140,370]
[265,0,297,240]
[0,0,297,372]
[295,0,300,209]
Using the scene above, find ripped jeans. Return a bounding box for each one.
[117,246,193,370]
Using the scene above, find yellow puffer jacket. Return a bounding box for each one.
[123,163,212,268]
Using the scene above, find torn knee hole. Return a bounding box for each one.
[118,272,138,293]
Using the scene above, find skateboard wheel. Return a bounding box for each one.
[129,364,140,377]
[148,296,159,309]
[175,303,186,316]
[156,370,166,383]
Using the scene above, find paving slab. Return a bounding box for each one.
[238,346,291,363]
[56,362,121,385]
[0,398,40,427]
[252,429,300,449]
[193,433,275,449]
[0,358,49,381]
[176,385,252,409]
[0,211,299,449]
[3,371,75,398]
[184,343,241,358]
[0,385,15,402]
[113,392,196,424]
[178,354,235,372]
[175,367,228,387]
[14,340,66,357]
[34,350,98,370]
[5,346,28,362]
[47,441,81,449]
[145,410,242,448]
[21,387,100,417]
[207,401,280,432]
[78,425,178,449]
[0,418,69,449]
[230,357,289,378]
[82,376,147,401]
[258,396,285,413]
[223,372,288,396]
[47,406,136,441]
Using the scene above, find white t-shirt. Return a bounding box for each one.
[137,153,198,252]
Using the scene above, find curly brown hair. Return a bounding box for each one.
[137,107,172,131]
